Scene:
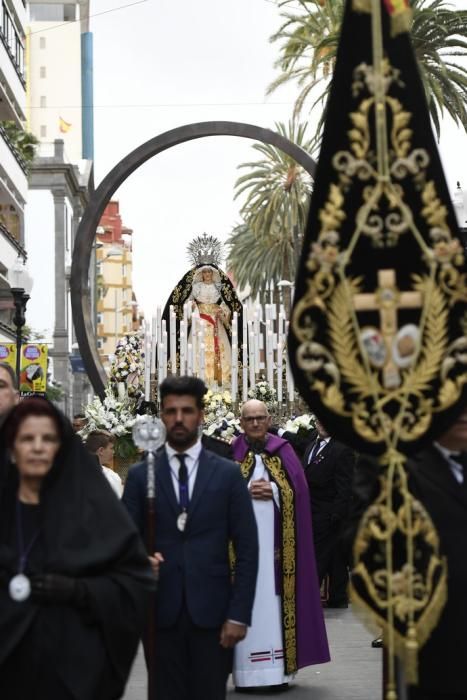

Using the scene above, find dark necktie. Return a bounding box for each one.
[175,454,189,510]
[308,438,322,464]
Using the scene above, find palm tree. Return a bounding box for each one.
[228,120,314,306]
[268,0,467,139]
[234,120,314,240]
[226,223,294,304]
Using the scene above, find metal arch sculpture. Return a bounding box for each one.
[70,120,317,397]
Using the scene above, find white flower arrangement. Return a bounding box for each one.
[204,416,243,440]
[109,332,145,400]
[81,387,138,458]
[203,389,233,425]
[248,380,277,408]
[202,389,243,440]
[282,413,316,436]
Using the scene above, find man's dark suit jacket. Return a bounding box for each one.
[303,432,355,528]
[122,447,258,630]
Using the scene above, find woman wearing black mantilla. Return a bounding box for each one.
[0,397,156,699]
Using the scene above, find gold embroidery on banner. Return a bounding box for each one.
[240,452,298,675]
[289,38,466,694]
[291,53,467,448]
[351,455,448,682]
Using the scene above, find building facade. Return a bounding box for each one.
[96,201,141,372]
[25,0,94,414]
[0,0,28,340]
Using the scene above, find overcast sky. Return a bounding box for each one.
[89,0,467,317]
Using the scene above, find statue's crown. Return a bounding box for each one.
[187,234,223,267]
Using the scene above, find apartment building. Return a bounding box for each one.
[25,0,94,414]
[0,0,28,339]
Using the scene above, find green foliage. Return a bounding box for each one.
[46,382,64,402]
[227,120,313,299]
[268,0,467,139]
[226,222,293,299]
[1,121,39,163]
[113,433,139,460]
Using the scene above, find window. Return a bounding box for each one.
[30,4,76,22]
[15,37,23,74]
[40,66,46,78]
[97,313,103,325]
[40,95,46,108]
[0,5,25,77]
[39,36,46,49]
[40,125,47,137]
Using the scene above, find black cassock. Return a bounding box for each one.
[0,417,155,699]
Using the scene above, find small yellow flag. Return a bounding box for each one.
[59,116,72,133]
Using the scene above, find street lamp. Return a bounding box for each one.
[9,257,34,387]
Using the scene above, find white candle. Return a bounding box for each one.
[192,313,198,374]
[199,343,205,380]
[169,306,177,376]
[180,330,186,375]
[277,340,283,403]
[150,316,157,374]
[248,330,255,388]
[158,343,165,384]
[187,342,193,375]
[156,306,162,350]
[231,343,238,398]
[254,310,260,375]
[286,356,294,402]
[144,338,151,401]
[160,329,167,383]
[242,342,248,401]
[266,327,274,387]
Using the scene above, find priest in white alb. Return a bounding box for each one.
[232,400,330,691]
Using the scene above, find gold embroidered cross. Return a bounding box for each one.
[353,269,422,388]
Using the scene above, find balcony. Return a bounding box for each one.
[0,123,28,204]
[0,40,25,123]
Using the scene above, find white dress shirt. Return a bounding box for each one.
[165,439,203,501]
[434,442,464,484]
[102,466,123,498]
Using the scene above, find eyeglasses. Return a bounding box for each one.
[242,415,269,424]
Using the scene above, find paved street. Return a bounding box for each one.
[123,607,381,699]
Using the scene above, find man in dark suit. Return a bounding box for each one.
[303,418,355,607]
[122,376,258,700]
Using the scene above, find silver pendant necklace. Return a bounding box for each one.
[10,499,41,602]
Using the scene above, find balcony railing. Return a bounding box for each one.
[0,3,25,87]
[0,220,26,257]
[0,122,27,174]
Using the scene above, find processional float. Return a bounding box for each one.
[288,0,467,698]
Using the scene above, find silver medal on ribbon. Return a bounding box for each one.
[9,573,31,602]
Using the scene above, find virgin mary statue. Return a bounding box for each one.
[163,235,243,387]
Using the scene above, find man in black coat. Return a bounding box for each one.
[303,418,355,606]
[123,376,258,700]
